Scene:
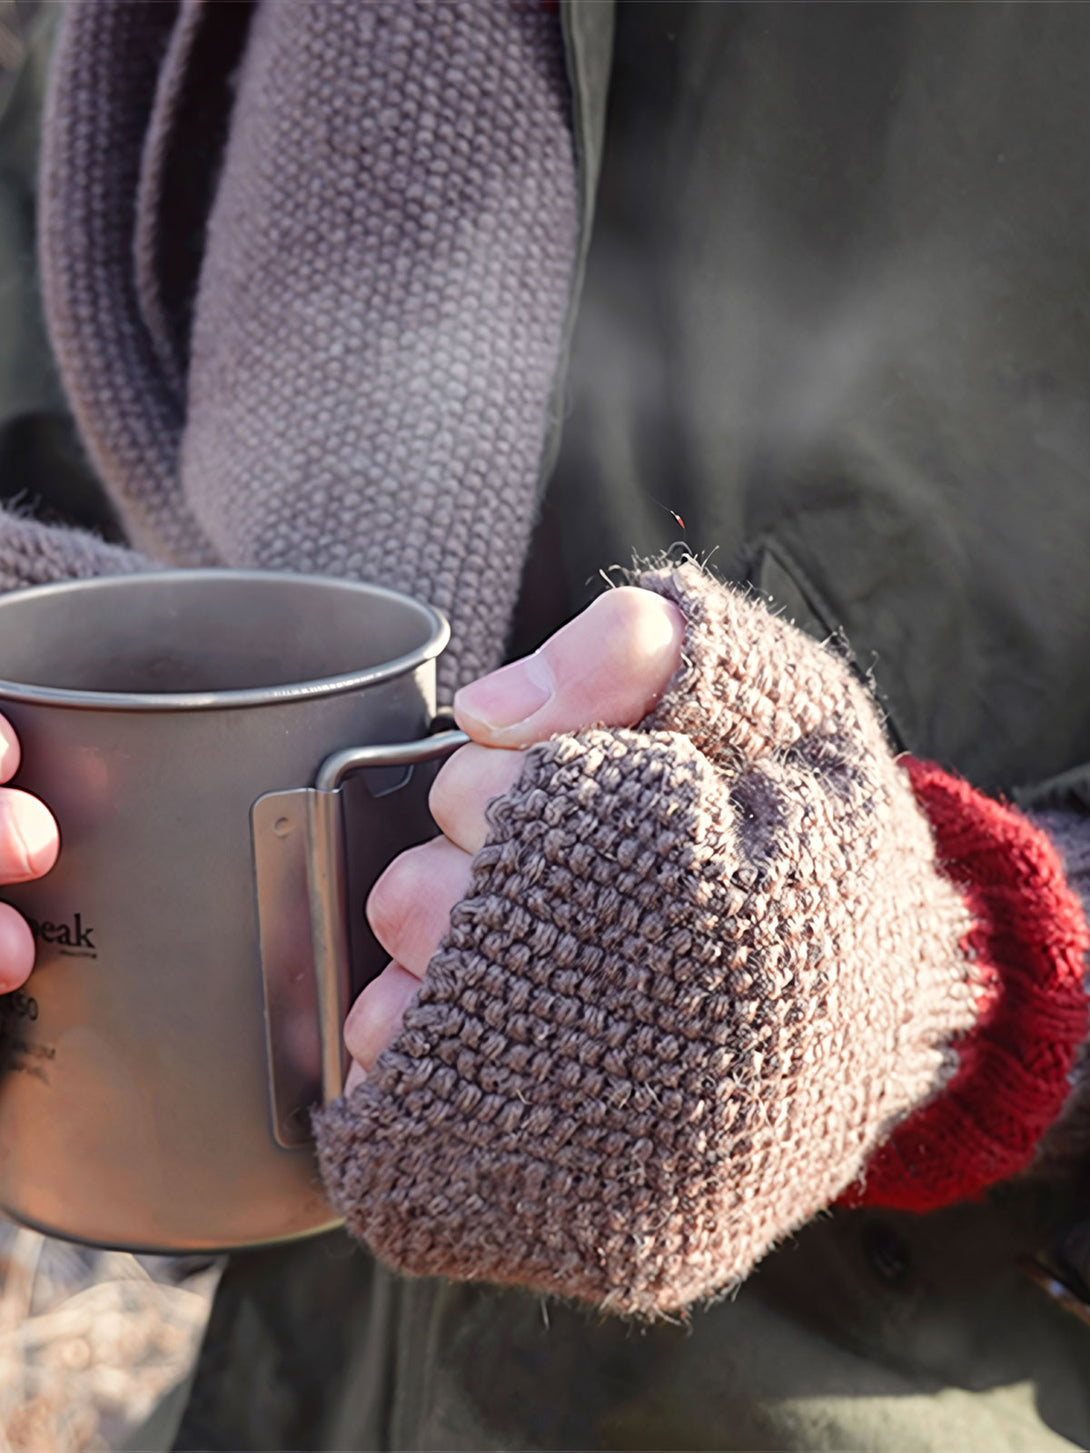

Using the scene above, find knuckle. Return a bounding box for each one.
[429,744,522,854]
[594,586,675,661]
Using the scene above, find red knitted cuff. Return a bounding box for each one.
[843,757,1089,1213]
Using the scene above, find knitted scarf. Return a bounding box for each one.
[34,0,578,699]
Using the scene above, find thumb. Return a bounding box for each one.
[453,587,685,748]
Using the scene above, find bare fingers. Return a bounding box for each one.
[0,903,35,991]
[343,960,420,1085]
[0,714,59,992]
[452,586,684,747]
[366,835,474,978]
[428,742,524,855]
[0,790,59,883]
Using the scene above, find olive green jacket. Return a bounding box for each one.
[6,4,1090,1448]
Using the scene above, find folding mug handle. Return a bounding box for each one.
[250,726,469,1147]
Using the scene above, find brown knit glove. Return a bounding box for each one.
[315,563,1087,1315]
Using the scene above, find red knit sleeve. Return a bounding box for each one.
[843,757,1089,1213]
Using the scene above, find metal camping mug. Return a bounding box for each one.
[0,570,469,1253]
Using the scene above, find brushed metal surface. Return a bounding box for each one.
[0,570,449,1252]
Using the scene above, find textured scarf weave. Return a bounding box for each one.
[34,0,578,697]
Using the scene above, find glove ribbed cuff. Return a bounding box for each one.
[845,757,1089,1212]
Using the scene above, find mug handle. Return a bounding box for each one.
[251,726,469,1148]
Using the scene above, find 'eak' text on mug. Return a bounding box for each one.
[24,912,96,956]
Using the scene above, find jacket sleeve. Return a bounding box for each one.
[838,760,1088,1211]
[1017,808,1090,1180]
[315,561,1090,1316]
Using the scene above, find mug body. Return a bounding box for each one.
[0,571,445,1251]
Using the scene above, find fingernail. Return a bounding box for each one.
[454,651,555,732]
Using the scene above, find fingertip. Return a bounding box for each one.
[344,961,421,1073]
[1,791,60,880]
[0,903,35,991]
[0,716,21,784]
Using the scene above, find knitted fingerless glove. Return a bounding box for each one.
[315,562,1089,1315]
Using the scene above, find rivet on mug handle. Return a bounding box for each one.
[251,727,469,1149]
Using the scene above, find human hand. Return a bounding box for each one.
[0,715,59,989]
[318,562,1084,1314]
[343,586,686,1090]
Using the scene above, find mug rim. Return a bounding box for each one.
[0,570,451,712]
